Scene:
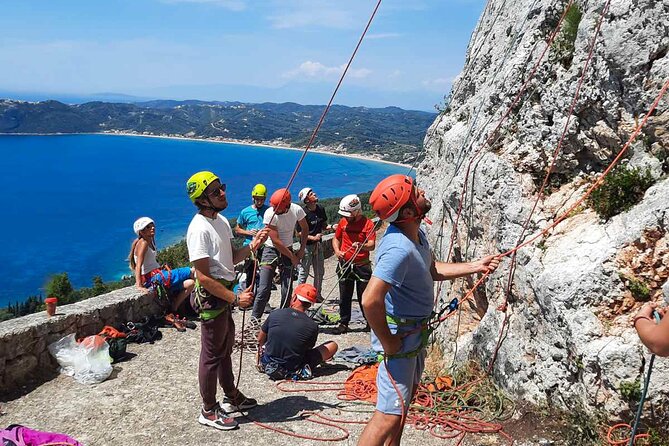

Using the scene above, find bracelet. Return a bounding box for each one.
[233,295,240,307]
[633,315,653,326]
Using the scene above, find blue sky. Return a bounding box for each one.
[1,0,486,111]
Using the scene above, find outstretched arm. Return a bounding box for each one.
[431,254,500,281]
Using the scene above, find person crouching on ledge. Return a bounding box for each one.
[256,283,338,380]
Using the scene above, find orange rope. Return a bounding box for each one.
[606,423,650,445]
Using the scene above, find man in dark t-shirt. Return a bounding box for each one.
[257,284,338,379]
[296,187,330,301]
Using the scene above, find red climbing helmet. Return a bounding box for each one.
[369,174,415,222]
[270,188,292,213]
[293,283,318,304]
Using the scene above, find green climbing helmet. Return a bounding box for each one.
[186,171,219,203]
[251,183,267,198]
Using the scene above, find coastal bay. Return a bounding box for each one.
[0,134,408,305]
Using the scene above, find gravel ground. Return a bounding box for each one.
[1,258,552,445]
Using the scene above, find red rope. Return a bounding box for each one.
[264,0,383,226]
[489,0,612,372]
[444,0,576,263]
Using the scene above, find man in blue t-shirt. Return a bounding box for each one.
[235,184,269,291]
[358,174,500,446]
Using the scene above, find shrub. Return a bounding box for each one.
[551,3,583,69]
[619,379,642,403]
[587,166,654,219]
[627,276,651,301]
[562,405,605,446]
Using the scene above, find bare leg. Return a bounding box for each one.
[316,341,338,361]
[358,411,402,446]
[172,279,195,313]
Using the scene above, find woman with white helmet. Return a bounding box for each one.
[129,217,195,313]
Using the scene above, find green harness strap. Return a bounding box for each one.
[194,277,236,321]
[382,313,434,360]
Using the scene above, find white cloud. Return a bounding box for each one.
[159,0,246,11]
[283,61,372,80]
[388,69,402,79]
[267,0,370,29]
[421,77,455,90]
[269,10,353,30]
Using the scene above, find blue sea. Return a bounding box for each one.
[0,134,407,306]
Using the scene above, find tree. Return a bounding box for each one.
[92,276,108,296]
[46,273,74,303]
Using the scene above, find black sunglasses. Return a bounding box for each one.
[206,183,226,197]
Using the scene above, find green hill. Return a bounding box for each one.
[0,99,436,163]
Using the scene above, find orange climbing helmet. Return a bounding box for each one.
[369,174,415,222]
[293,283,318,304]
[270,188,292,212]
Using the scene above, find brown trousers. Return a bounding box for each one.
[198,308,237,408]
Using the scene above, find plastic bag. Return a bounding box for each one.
[48,333,113,384]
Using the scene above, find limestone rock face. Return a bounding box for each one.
[421,0,669,417]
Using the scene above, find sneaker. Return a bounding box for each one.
[198,403,238,430]
[333,323,348,335]
[263,303,274,314]
[221,393,258,413]
[299,364,313,380]
[361,324,371,333]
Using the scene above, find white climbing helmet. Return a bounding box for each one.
[338,194,361,217]
[133,217,155,235]
[298,187,313,203]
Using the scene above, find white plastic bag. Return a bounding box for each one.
[48,333,113,384]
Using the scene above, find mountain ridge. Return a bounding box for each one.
[0,99,436,163]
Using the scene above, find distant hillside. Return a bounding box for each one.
[0,99,436,163]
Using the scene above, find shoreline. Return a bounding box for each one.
[1,131,413,169]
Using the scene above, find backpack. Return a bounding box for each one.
[98,325,128,363]
[0,424,82,446]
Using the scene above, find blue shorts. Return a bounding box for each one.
[147,267,192,292]
[371,322,426,415]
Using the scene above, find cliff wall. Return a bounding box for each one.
[421,0,668,417]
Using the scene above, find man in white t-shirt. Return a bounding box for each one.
[185,171,269,432]
[251,188,309,321]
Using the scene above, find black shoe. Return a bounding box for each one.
[333,323,348,335]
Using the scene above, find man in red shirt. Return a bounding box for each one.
[332,194,377,334]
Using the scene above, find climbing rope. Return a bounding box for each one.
[488,0,613,373]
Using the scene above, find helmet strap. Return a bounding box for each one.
[391,191,425,224]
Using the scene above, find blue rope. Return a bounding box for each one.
[628,310,662,446]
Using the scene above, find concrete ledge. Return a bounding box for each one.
[0,287,160,394]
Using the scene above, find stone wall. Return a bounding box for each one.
[0,288,159,395]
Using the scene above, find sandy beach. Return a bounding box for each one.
[97,131,414,169]
[2,131,415,168]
